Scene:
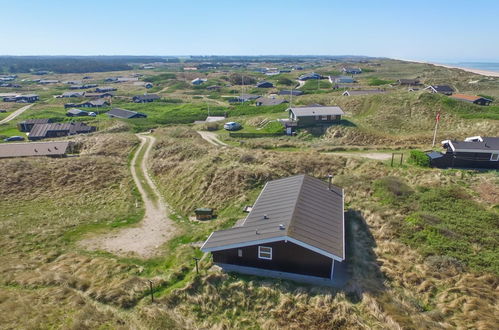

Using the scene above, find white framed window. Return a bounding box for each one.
[491,153,499,161]
[258,246,272,260]
[237,249,243,257]
[321,115,328,120]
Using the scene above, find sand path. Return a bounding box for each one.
[80,133,175,258]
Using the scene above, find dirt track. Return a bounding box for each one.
[197,131,228,146]
[80,134,175,258]
[0,104,33,124]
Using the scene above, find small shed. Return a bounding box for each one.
[195,208,215,220]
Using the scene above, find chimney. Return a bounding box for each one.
[263,214,269,220]
[279,224,285,230]
[327,174,333,190]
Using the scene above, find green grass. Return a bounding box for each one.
[301,79,332,93]
[373,176,499,274]
[368,77,395,86]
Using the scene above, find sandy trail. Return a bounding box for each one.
[0,104,33,124]
[197,131,228,146]
[80,133,175,258]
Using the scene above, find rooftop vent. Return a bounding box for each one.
[255,229,259,235]
[263,214,269,220]
[279,224,285,230]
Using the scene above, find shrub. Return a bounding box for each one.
[277,77,293,86]
[408,150,430,167]
[373,176,413,204]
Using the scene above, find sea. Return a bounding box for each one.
[443,62,499,72]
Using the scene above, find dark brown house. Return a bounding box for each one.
[424,85,454,95]
[287,106,344,127]
[18,118,52,132]
[201,175,345,283]
[28,122,96,140]
[427,136,499,169]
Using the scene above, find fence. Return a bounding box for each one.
[228,132,285,138]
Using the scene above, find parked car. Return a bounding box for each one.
[88,112,97,117]
[4,136,25,142]
[223,121,242,131]
[0,109,7,113]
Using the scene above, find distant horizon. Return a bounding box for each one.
[1,1,498,61]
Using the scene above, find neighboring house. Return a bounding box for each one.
[18,118,52,132]
[424,85,454,95]
[201,174,346,284]
[450,94,492,106]
[28,122,96,140]
[84,92,114,98]
[298,72,322,81]
[228,94,260,103]
[287,106,344,127]
[207,85,221,91]
[66,99,110,108]
[95,86,117,93]
[191,78,207,85]
[39,79,59,85]
[342,90,386,96]
[144,82,153,89]
[0,141,73,159]
[329,76,355,84]
[132,93,160,103]
[61,91,85,98]
[427,136,499,169]
[70,84,97,90]
[106,108,147,119]
[278,90,303,96]
[255,97,288,106]
[342,67,362,74]
[116,77,139,83]
[3,94,40,103]
[398,79,421,86]
[66,108,91,117]
[256,81,274,88]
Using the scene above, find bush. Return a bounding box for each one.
[277,77,293,86]
[204,123,219,131]
[408,150,430,167]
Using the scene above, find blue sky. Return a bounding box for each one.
[1,0,498,62]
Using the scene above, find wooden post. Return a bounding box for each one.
[400,153,404,165]
[148,280,154,303]
[193,257,200,274]
[391,153,395,167]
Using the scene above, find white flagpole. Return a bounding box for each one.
[432,113,440,148]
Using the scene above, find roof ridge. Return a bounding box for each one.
[287,174,307,235]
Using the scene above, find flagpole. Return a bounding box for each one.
[432,112,440,148]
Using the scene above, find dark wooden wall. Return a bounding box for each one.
[212,240,333,278]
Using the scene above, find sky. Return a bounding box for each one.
[1,0,498,62]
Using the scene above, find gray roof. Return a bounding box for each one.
[279,90,303,96]
[66,108,88,116]
[20,118,51,125]
[289,106,344,117]
[201,174,345,260]
[450,137,499,151]
[255,97,288,106]
[29,122,95,139]
[133,94,160,101]
[62,91,84,97]
[426,85,454,93]
[106,108,146,119]
[0,141,71,158]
